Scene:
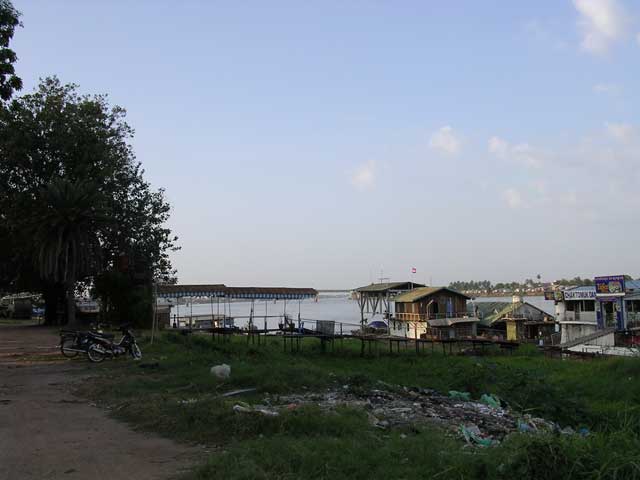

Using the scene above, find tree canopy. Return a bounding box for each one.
[0,0,22,100]
[0,77,178,324]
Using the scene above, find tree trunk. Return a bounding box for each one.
[66,284,78,327]
[43,283,64,326]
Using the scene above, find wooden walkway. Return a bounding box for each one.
[170,326,520,356]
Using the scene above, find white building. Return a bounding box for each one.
[556,278,640,344]
[555,286,597,344]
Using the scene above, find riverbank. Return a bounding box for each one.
[80,332,640,479]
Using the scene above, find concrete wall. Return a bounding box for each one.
[560,323,597,344]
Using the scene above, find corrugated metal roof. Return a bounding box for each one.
[565,285,596,293]
[157,284,226,298]
[427,317,479,327]
[471,301,551,326]
[626,280,640,292]
[393,286,470,303]
[225,287,318,300]
[156,284,317,300]
[355,282,424,293]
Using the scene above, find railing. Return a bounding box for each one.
[562,311,597,323]
[394,312,476,322]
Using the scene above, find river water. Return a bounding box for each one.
[169,293,555,332]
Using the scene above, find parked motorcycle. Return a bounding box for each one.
[59,329,97,358]
[86,323,142,363]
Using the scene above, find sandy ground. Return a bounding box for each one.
[0,325,199,480]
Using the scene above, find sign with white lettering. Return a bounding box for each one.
[563,289,596,300]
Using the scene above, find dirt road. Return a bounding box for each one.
[0,325,198,480]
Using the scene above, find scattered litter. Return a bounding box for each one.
[232,402,252,413]
[178,398,199,405]
[233,402,279,417]
[479,394,500,409]
[461,424,495,447]
[272,385,581,446]
[579,427,590,437]
[448,390,471,402]
[518,421,533,433]
[211,364,231,379]
[221,387,257,398]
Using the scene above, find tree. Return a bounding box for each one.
[0,0,22,101]
[28,178,107,325]
[0,77,178,325]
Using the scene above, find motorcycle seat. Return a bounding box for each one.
[92,332,115,340]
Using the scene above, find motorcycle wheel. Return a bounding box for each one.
[129,343,142,360]
[60,336,80,358]
[87,344,107,363]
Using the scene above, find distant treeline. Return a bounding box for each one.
[447,276,616,292]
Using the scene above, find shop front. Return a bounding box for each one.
[595,275,626,330]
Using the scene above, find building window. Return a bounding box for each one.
[583,300,595,312]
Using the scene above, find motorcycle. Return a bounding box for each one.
[59,323,112,359]
[86,323,142,363]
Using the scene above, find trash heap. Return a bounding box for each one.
[230,383,584,447]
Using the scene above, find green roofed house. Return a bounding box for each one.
[470,298,554,342]
[391,286,478,339]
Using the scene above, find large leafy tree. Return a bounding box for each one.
[0,78,178,325]
[0,0,21,291]
[0,0,22,100]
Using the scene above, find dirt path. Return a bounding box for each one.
[0,325,199,480]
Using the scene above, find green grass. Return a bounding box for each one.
[80,332,640,479]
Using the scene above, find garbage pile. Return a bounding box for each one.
[233,384,584,447]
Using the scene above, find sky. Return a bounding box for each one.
[12,1,640,288]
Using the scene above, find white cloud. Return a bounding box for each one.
[488,136,509,158]
[350,160,376,191]
[573,0,628,54]
[593,83,620,94]
[489,136,544,168]
[429,126,461,156]
[605,122,634,142]
[512,143,544,168]
[504,188,523,209]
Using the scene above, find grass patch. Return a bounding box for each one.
[80,332,640,479]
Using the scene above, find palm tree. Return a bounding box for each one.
[30,178,106,325]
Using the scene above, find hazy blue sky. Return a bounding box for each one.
[13,1,640,288]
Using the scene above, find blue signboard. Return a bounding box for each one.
[595,275,625,296]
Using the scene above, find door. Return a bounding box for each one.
[603,302,615,327]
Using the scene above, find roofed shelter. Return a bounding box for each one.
[156,284,226,299]
[151,284,318,335]
[156,284,317,300]
[354,282,424,325]
[392,287,478,339]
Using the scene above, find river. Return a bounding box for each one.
[169,293,554,332]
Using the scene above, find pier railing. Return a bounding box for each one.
[394,312,477,322]
[169,312,363,337]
